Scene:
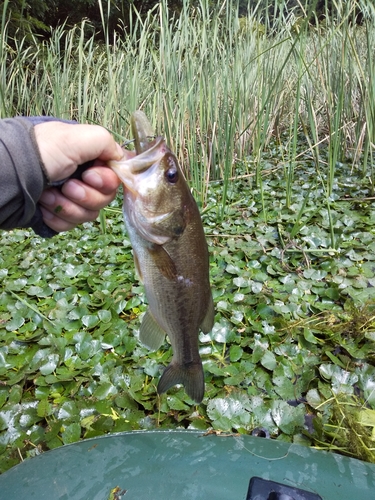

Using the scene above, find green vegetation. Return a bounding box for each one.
[1,0,375,472]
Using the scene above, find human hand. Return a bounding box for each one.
[34,121,126,232]
[38,166,121,232]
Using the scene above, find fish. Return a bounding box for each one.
[108,111,214,404]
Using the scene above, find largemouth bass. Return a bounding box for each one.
[109,111,214,404]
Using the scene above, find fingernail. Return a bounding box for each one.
[39,191,56,205]
[82,170,103,188]
[65,181,86,200]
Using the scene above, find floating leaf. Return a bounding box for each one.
[5,315,25,331]
[306,389,322,408]
[271,400,305,434]
[61,423,81,445]
[98,309,112,323]
[37,399,52,418]
[93,382,117,400]
[261,350,277,371]
[207,395,251,431]
[82,314,100,329]
[166,395,190,411]
[39,354,59,375]
[229,345,243,362]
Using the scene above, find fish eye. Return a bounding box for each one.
[165,168,179,184]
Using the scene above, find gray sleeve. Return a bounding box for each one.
[0,116,49,231]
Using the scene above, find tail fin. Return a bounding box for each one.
[157,361,205,404]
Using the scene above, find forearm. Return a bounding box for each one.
[0,117,48,231]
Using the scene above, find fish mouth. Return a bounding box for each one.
[108,110,167,190]
[128,110,167,174]
[129,137,166,174]
[108,137,166,194]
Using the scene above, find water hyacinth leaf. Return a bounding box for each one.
[233,276,251,288]
[202,319,235,343]
[61,423,81,445]
[319,364,335,380]
[166,395,190,411]
[0,390,7,409]
[251,282,263,294]
[358,408,375,428]
[98,309,112,323]
[58,401,79,421]
[26,285,53,297]
[306,389,323,408]
[8,385,22,405]
[303,328,319,344]
[37,399,52,418]
[93,382,117,400]
[207,395,251,431]
[0,351,10,372]
[39,354,59,375]
[5,315,25,332]
[319,364,358,394]
[271,400,305,434]
[226,264,242,274]
[257,303,275,319]
[124,296,141,310]
[142,358,160,377]
[82,314,100,329]
[68,307,89,320]
[261,350,277,371]
[273,376,298,401]
[248,396,277,433]
[204,360,228,376]
[229,345,243,362]
[303,269,327,280]
[18,404,40,427]
[0,408,15,431]
[6,278,27,290]
[358,369,375,407]
[114,394,138,410]
[75,337,100,360]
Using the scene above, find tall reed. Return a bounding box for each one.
[0,0,373,215]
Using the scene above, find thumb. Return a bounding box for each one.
[35,122,123,182]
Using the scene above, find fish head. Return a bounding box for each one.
[108,137,190,245]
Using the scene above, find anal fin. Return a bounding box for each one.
[139,309,166,351]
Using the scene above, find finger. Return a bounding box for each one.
[40,206,79,233]
[39,188,100,225]
[40,203,99,232]
[61,179,117,210]
[81,166,121,194]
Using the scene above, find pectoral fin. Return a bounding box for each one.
[200,293,215,333]
[148,245,178,281]
[139,310,166,350]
